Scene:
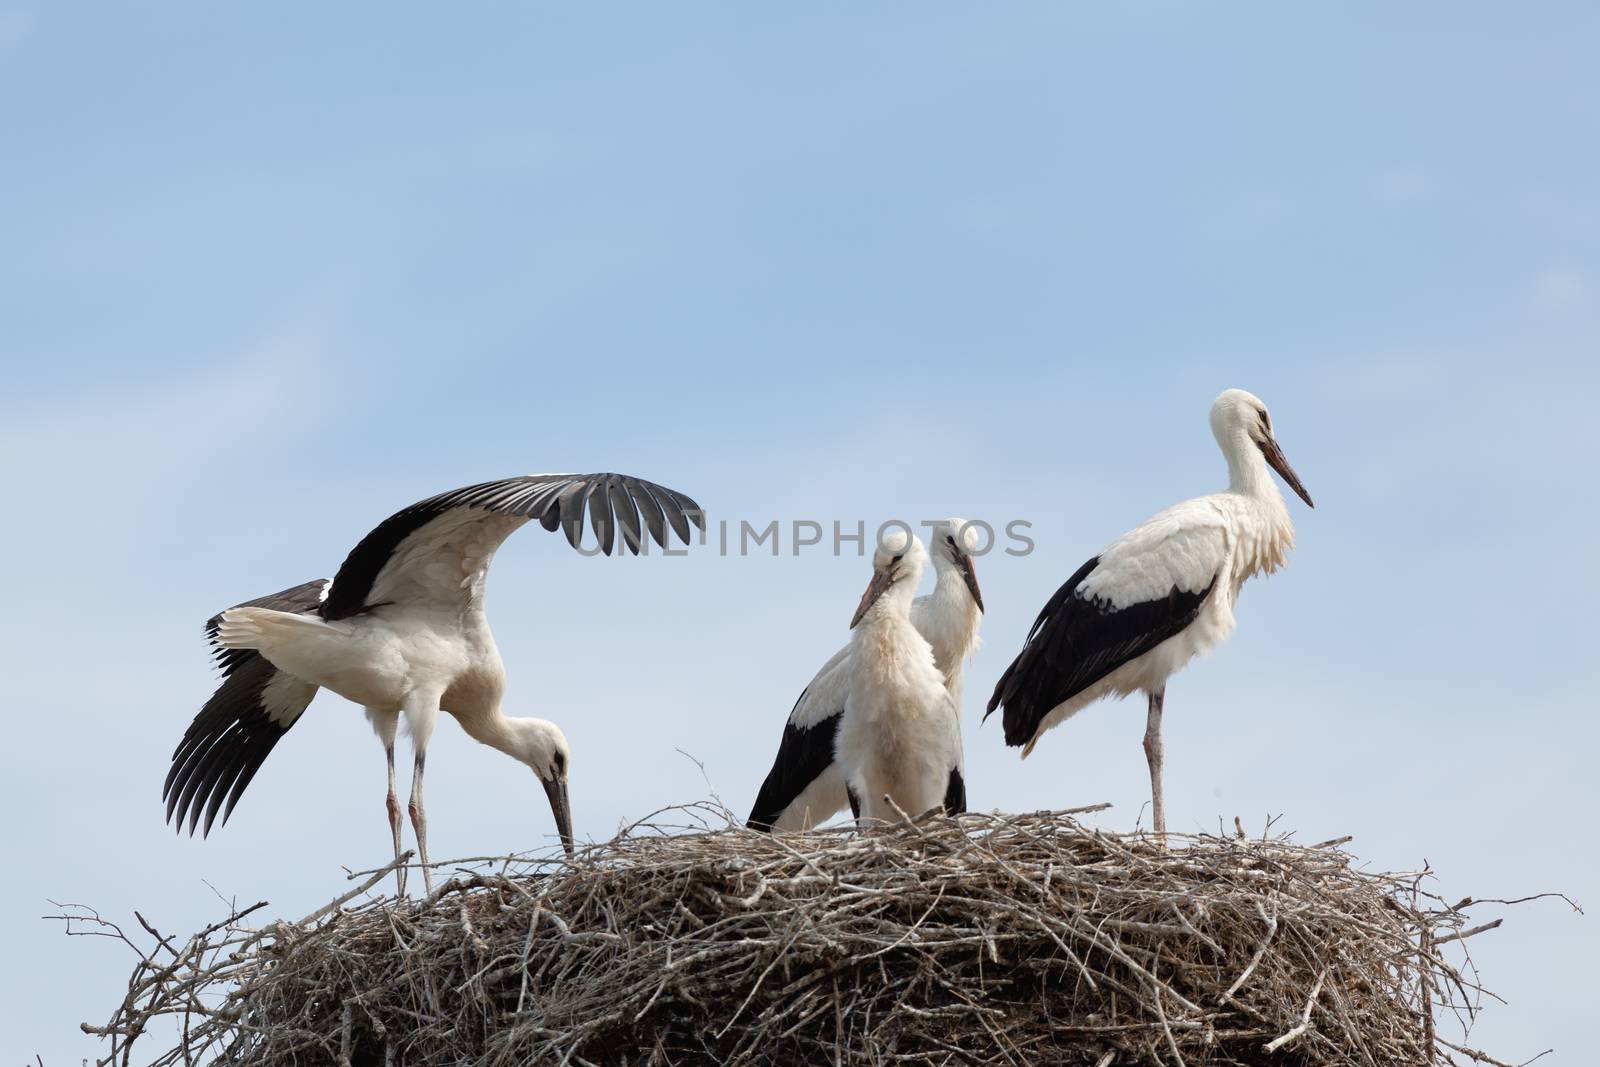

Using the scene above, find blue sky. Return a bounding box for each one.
[3,3,1597,1060]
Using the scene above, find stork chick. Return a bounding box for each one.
[837,531,966,824]
[747,519,982,831]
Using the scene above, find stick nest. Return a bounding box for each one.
[87,805,1522,1066]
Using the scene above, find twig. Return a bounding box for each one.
[65,804,1551,1067]
[1262,968,1325,1052]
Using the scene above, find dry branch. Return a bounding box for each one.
[76,805,1544,1067]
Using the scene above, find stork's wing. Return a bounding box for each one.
[942,766,967,815]
[166,579,329,835]
[746,646,854,831]
[205,578,331,677]
[1077,501,1230,609]
[746,710,845,832]
[788,644,850,730]
[986,504,1227,748]
[321,473,704,621]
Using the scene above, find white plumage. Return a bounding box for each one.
[748,520,983,831]
[839,531,965,823]
[987,389,1313,835]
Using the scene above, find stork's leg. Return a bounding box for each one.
[366,708,406,897]
[408,749,434,896]
[386,744,406,895]
[1144,688,1167,837]
[400,691,441,898]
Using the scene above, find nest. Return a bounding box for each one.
[83,805,1526,1066]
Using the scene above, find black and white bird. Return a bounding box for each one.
[986,390,1313,835]
[747,519,983,832]
[750,531,966,831]
[164,473,702,892]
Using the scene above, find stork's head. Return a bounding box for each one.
[1210,388,1314,508]
[850,530,927,629]
[929,517,984,612]
[508,718,574,858]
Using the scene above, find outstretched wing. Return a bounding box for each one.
[986,504,1226,748]
[165,579,329,835]
[205,578,331,678]
[321,473,704,621]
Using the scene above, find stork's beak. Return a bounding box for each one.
[542,775,574,859]
[850,569,894,629]
[1258,435,1314,508]
[957,553,984,613]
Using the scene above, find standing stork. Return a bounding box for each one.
[986,390,1313,835]
[747,519,982,832]
[164,473,703,893]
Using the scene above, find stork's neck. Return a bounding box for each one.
[847,554,928,683]
[863,571,920,628]
[456,707,550,771]
[1222,429,1282,503]
[851,608,931,682]
[855,577,918,642]
[925,566,981,673]
[458,707,516,756]
[1219,429,1296,585]
[931,563,969,599]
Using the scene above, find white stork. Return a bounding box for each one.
[747,519,983,832]
[986,389,1313,835]
[751,531,965,830]
[164,473,702,893]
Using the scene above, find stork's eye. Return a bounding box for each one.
[553,750,566,771]
[891,553,904,564]
[946,535,956,547]
[1257,408,1271,432]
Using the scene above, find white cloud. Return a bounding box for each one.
[1533,268,1588,311]
[0,341,318,499]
